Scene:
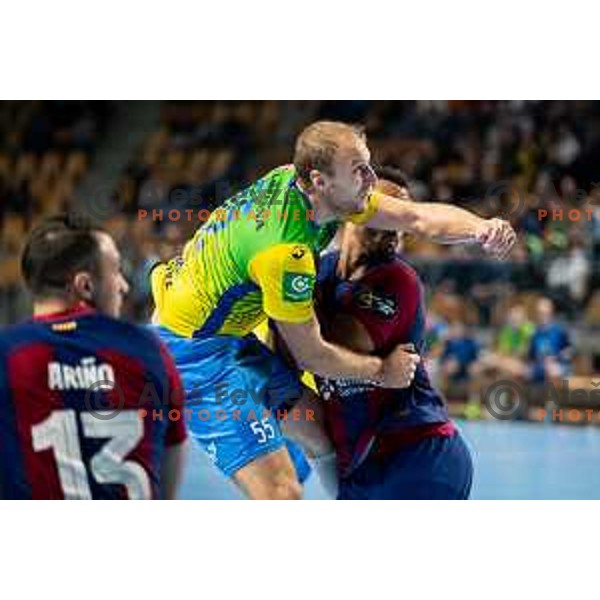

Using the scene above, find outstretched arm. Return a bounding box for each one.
[359,193,516,258]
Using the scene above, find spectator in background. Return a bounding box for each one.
[471,297,571,420]
[125,221,184,320]
[528,297,572,383]
[549,123,581,168]
[471,303,534,417]
[440,321,480,386]
[496,304,535,358]
[4,99,600,330]
[0,214,31,324]
[477,297,571,385]
[425,309,449,355]
[589,205,600,257]
[546,237,591,317]
[423,309,449,387]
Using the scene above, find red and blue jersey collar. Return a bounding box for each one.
[33,302,96,322]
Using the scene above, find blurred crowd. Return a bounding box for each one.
[112,101,600,323]
[2,100,600,409]
[0,101,112,321]
[425,295,577,412]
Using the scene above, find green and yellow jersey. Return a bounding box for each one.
[151,165,379,338]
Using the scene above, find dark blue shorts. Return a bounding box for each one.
[337,430,473,500]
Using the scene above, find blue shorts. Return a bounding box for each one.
[153,326,310,479]
[337,431,473,500]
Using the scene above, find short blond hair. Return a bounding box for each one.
[293,120,366,185]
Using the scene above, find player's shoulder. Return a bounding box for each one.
[371,255,420,285]
[86,314,165,352]
[0,321,40,354]
[93,317,179,376]
[264,164,296,180]
[265,165,315,222]
[388,255,419,277]
[249,164,296,200]
[0,319,78,362]
[0,315,167,370]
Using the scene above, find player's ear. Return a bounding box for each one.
[309,169,326,192]
[72,271,95,303]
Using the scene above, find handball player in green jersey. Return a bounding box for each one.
[151,121,515,499]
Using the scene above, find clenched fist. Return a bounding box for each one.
[476,218,517,259]
[380,343,421,389]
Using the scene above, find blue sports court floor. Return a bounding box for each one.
[178,420,600,499]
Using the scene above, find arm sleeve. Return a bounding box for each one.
[248,243,316,324]
[158,342,188,447]
[347,191,383,225]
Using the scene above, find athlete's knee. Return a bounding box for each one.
[233,450,304,500]
[248,467,303,500]
[264,474,303,500]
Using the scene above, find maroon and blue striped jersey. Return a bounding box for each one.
[0,304,187,499]
[316,252,453,477]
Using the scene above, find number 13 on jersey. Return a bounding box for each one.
[32,409,151,499]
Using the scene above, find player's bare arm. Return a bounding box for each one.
[365,194,516,259]
[275,313,420,389]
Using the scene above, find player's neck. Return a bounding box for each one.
[33,298,88,318]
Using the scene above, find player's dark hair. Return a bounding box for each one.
[21,214,106,298]
[294,121,366,185]
[373,165,410,190]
